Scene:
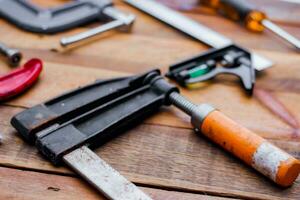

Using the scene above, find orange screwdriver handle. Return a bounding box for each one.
[203,0,267,32]
[198,110,300,187]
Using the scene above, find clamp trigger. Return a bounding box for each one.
[166,45,255,95]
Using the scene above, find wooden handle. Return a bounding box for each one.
[200,110,300,187]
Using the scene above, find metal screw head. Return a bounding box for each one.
[6,49,22,67]
[118,14,136,32]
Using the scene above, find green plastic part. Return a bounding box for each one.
[189,64,210,78]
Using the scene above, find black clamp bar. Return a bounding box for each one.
[0,0,112,33]
[11,70,178,165]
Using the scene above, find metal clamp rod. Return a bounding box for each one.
[60,20,124,47]
[60,7,135,47]
[169,92,215,127]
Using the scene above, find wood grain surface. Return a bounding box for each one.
[0,0,299,199]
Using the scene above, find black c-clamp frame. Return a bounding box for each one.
[0,0,135,47]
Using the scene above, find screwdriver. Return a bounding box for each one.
[200,0,300,50]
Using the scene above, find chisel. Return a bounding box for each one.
[124,0,273,71]
[200,0,300,51]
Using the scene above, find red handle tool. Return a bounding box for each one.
[0,58,43,101]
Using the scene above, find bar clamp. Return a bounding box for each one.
[11,70,300,198]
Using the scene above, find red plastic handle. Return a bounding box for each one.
[0,58,43,101]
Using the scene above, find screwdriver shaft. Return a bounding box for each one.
[262,19,300,50]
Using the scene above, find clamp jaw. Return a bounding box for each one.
[0,0,112,33]
[11,70,177,164]
[11,70,164,200]
[166,45,255,94]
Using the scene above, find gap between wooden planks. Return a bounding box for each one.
[0,166,232,200]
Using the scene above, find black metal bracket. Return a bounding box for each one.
[0,0,113,33]
[11,70,178,165]
[166,45,255,95]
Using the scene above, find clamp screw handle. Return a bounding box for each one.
[168,91,300,187]
[169,92,197,115]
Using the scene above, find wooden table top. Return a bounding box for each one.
[0,0,299,199]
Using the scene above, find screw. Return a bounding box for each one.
[169,92,197,115]
[168,92,215,128]
[0,43,22,67]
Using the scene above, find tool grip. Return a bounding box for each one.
[216,0,266,32]
[200,110,300,187]
[219,0,254,21]
[0,59,42,101]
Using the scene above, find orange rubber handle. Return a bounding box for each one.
[200,110,300,187]
[200,0,267,32]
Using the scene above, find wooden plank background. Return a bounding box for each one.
[0,0,299,199]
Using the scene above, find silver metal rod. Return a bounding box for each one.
[169,92,197,115]
[60,20,124,47]
[262,19,300,51]
[168,92,215,129]
[124,0,273,71]
[0,42,22,66]
[63,146,152,200]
